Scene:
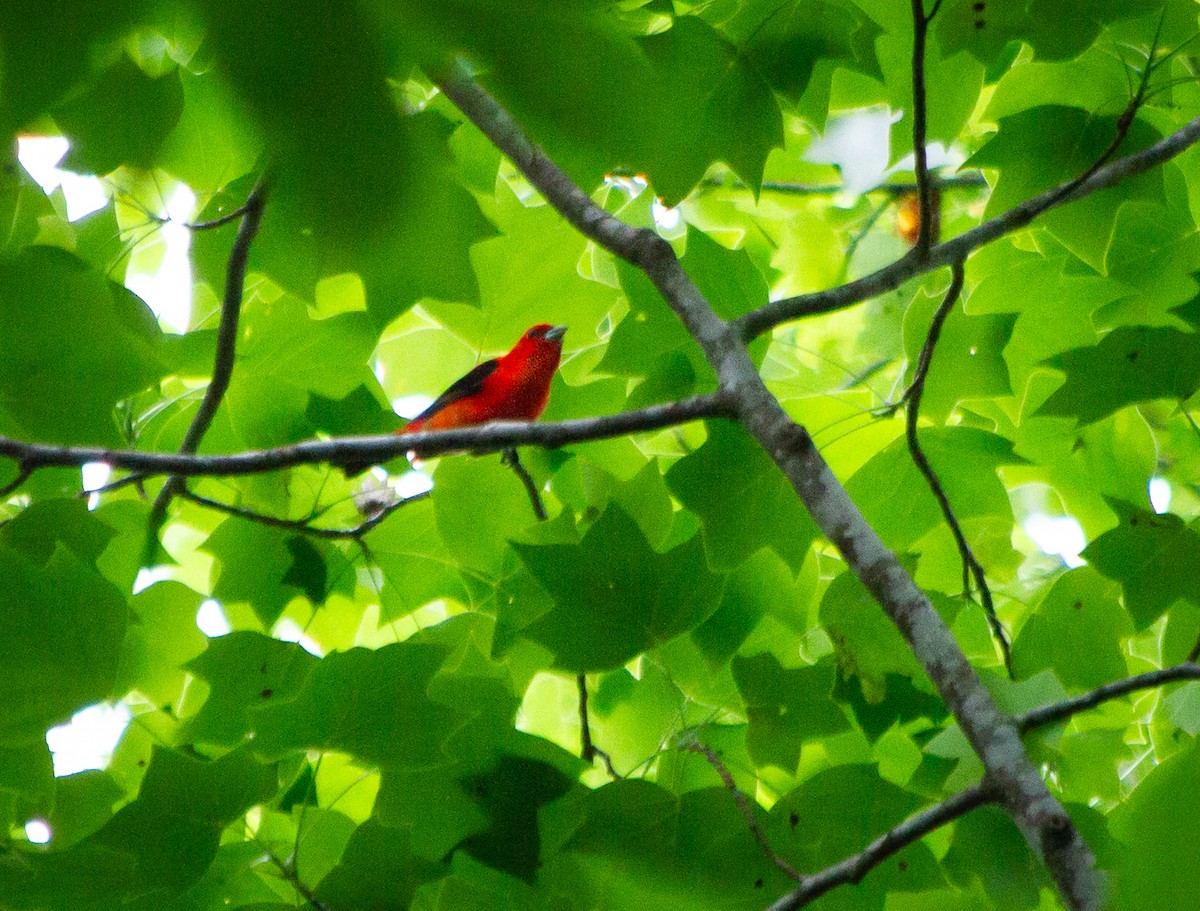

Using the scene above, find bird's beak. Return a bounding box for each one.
[545,325,567,342]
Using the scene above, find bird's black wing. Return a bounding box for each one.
[412,357,500,421]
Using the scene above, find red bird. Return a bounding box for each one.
[398,324,567,436]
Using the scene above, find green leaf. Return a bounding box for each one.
[692,549,815,669]
[114,581,208,706]
[549,780,792,907]
[423,180,618,356]
[1037,325,1200,425]
[942,806,1046,911]
[846,427,1020,551]
[363,496,473,622]
[156,68,261,193]
[514,504,725,671]
[820,566,927,698]
[456,754,574,883]
[903,285,1017,422]
[184,631,318,746]
[0,153,57,256]
[966,107,1164,268]
[637,17,784,202]
[1011,567,1133,689]
[315,822,446,911]
[0,544,127,747]
[0,247,164,446]
[732,654,850,770]
[768,765,942,892]
[1082,502,1200,628]
[1110,738,1200,909]
[599,258,715,387]
[203,519,342,627]
[0,746,276,908]
[666,420,818,573]
[54,56,183,175]
[730,0,883,103]
[433,455,542,580]
[252,641,469,766]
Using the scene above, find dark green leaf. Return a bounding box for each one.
[666,420,818,573]
[1037,326,1200,425]
[514,504,725,671]
[732,655,850,770]
[0,545,127,747]
[54,56,183,175]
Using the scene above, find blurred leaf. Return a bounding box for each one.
[1011,567,1133,689]
[942,806,1046,911]
[0,544,127,747]
[54,56,183,175]
[1037,326,1200,426]
[1110,738,1200,909]
[0,247,164,445]
[185,631,318,746]
[252,641,476,766]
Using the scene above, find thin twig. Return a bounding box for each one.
[258,845,331,911]
[698,173,988,197]
[139,201,254,231]
[502,448,547,521]
[901,260,1013,675]
[0,463,32,499]
[501,447,618,778]
[1017,663,1200,732]
[179,485,426,539]
[0,394,730,484]
[144,177,268,558]
[766,784,994,911]
[683,740,801,881]
[909,0,942,258]
[577,673,618,779]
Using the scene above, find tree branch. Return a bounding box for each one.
[737,114,1200,339]
[145,177,268,554]
[699,173,988,197]
[434,60,1101,909]
[767,659,1200,909]
[179,485,426,539]
[1017,663,1200,732]
[767,784,995,911]
[902,260,1012,675]
[0,393,728,484]
[908,0,941,258]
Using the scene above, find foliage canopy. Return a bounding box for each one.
[2,1,1200,909]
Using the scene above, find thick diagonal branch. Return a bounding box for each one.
[434,62,1100,909]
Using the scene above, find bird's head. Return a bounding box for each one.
[524,324,567,344]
